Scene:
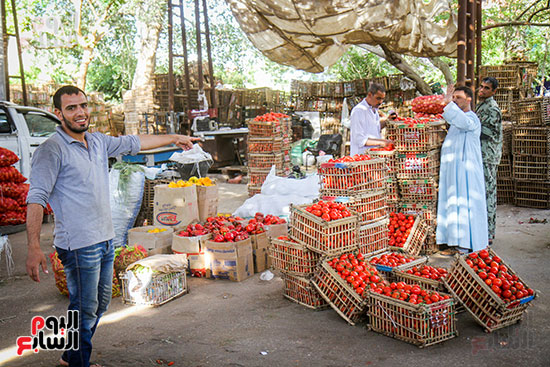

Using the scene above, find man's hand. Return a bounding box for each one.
[26,246,48,282]
[173,135,201,150]
[444,84,455,105]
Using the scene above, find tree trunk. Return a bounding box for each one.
[77,47,94,90]
[429,57,454,86]
[359,44,432,95]
[131,21,163,89]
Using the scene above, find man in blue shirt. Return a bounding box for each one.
[25,85,199,367]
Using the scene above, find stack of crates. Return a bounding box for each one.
[387,118,446,251]
[510,98,550,208]
[246,115,292,196]
[368,148,399,213]
[497,122,514,205]
[317,156,389,254]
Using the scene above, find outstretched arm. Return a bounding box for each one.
[138,134,201,151]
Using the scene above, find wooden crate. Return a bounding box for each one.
[247,152,286,170]
[512,154,550,181]
[248,137,284,153]
[511,97,543,126]
[398,178,438,202]
[494,89,521,118]
[368,149,396,174]
[443,249,537,332]
[387,120,446,152]
[269,237,321,276]
[385,177,400,201]
[281,273,329,310]
[135,178,171,226]
[247,119,283,137]
[512,126,550,156]
[388,214,429,256]
[121,271,188,306]
[480,65,525,89]
[497,154,512,179]
[366,291,457,347]
[497,178,515,205]
[542,96,550,125]
[366,248,428,281]
[514,180,550,208]
[322,191,387,225]
[311,260,367,325]
[247,184,262,197]
[398,202,438,229]
[396,150,440,179]
[319,158,387,196]
[248,167,288,187]
[357,217,389,255]
[289,204,359,256]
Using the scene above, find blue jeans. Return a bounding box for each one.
[56,241,114,367]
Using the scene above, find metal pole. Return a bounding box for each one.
[167,0,175,113]
[466,0,476,88]
[0,0,9,101]
[457,0,467,86]
[476,0,483,94]
[202,0,216,110]
[194,0,204,93]
[179,0,192,131]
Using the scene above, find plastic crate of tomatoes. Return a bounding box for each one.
[319,156,387,196]
[366,248,428,281]
[268,236,321,276]
[322,190,387,225]
[311,252,385,325]
[366,286,457,347]
[281,273,329,310]
[386,118,446,152]
[357,217,389,254]
[443,248,537,332]
[396,150,440,179]
[398,178,438,202]
[289,202,358,256]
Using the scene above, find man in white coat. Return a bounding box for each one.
[436,85,488,254]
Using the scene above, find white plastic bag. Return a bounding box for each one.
[261,166,320,197]
[341,98,351,129]
[109,164,145,248]
[169,144,213,164]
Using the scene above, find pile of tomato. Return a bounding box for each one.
[405,264,448,281]
[465,249,534,303]
[253,112,289,122]
[371,281,451,305]
[415,113,443,120]
[252,212,286,226]
[304,200,352,221]
[388,212,416,248]
[370,143,395,151]
[411,95,446,114]
[327,154,372,163]
[327,253,384,298]
[369,251,417,268]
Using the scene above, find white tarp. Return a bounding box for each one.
[226,0,457,72]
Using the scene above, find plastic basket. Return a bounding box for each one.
[310,261,367,325]
[319,158,387,196]
[443,249,537,332]
[357,217,389,254]
[398,178,438,202]
[322,191,387,225]
[396,150,440,179]
[387,120,446,152]
[511,127,550,156]
[268,237,321,276]
[121,271,188,306]
[366,291,457,347]
[513,180,550,209]
[289,204,359,256]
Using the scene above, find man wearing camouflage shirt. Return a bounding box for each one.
[476,77,502,244]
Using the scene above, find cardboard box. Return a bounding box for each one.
[253,246,270,273]
[203,238,254,282]
[250,232,269,250]
[187,252,211,277]
[265,222,289,238]
[127,226,174,252]
[154,185,199,229]
[196,182,219,222]
[148,244,173,255]
[172,233,211,253]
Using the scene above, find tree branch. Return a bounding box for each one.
[528,5,550,22]
[515,0,544,21]
[483,21,550,31]
[428,57,454,86]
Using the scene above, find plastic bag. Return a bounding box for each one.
[109,163,145,248]
[169,144,214,179]
[261,166,320,197]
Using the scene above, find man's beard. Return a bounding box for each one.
[61,113,89,133]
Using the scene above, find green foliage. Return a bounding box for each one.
[328,47,399,80]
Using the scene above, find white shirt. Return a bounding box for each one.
[350,98,381,155]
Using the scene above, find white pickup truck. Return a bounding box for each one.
[0,101,60,178]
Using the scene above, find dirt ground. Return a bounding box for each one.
[1,182,550,367]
